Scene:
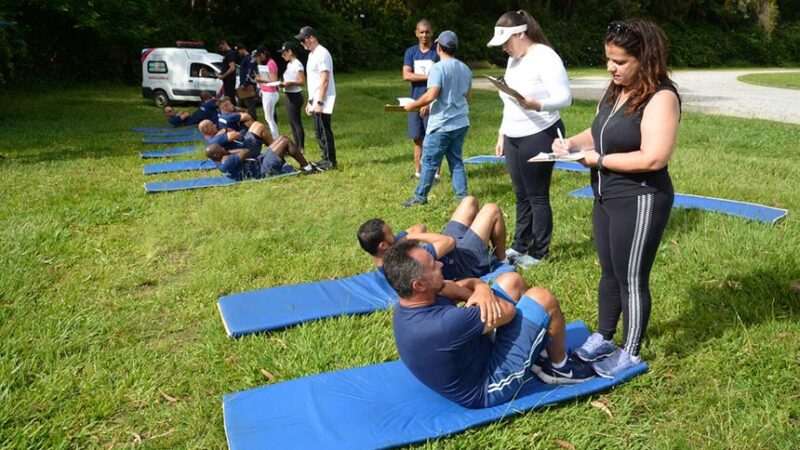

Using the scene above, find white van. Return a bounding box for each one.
[141,46,226,107]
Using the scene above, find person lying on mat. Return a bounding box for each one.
[205,134,320,180]
[357,196,508,280]
[383,239,595,409]
[217,96,254,132]
[163,92,219,127]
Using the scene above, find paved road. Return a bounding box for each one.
[475,69,800,124]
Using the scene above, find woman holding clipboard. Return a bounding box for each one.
[488,10,571,268]
[552,20,680,377]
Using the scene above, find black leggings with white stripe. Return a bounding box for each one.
[592,191,673,356]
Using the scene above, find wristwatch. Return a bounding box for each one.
[317,101,324,106]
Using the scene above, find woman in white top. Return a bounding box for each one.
[488,10,572,268]
[254,47,280,140]
[278,42,306,152]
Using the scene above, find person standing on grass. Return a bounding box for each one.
[552,19,680,378]
[402,19,441,181]
[235,43,259,121]
[278,42,306,154]
[254,47,281,141]
[487,10,572,269]
[403,30,471,207]
[296,26,337,170]
[217,40,237,104]
[384,240,594,410]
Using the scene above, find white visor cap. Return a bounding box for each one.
[486,24,528,47]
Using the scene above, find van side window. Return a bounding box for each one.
[147,61,168,74]
[191,63,216,78]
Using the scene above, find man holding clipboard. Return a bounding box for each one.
[402,19,440,180]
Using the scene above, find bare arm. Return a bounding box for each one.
[218,61,236,79]
[405,87,439,111]
[455,279,516,333]
[586,90,680,172]
[404,232,455,258]
[466,87,472,104]
[403,65,428,83]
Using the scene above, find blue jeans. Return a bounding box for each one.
[413,126,469,202]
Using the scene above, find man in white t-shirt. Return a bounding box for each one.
[296,26,337,170]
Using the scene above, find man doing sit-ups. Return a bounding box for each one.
[383,240,595,409]
[199,119,321,179]
[163,92,218,127]
[217,96,253,132]
[357,196,507,280]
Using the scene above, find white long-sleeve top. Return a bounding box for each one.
[499,44,571,138]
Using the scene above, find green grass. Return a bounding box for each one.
[1,71,799,449]
[738,71,800,90]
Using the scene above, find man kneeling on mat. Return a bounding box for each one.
[357,196,507,280]
[200,119,321,179]
[163,92,218,127]
[383,240,595,408]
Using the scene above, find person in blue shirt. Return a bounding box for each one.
[162,92,218,127]
[403,30,472,207]
[383,239,595,409]
[198,119,321,178]
[235,43,259,121]
[402,19,440,180]
[217,96,253,132]
[357,196,508,280]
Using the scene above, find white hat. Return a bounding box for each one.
[486,24,528,47]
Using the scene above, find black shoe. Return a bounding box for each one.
[532,356,596,385]
[402,197,428,208]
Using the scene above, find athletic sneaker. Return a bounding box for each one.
[574,332,617,362]
[505,248,541,269]
[592,348,640,379]
[301,164,322,175]
[532,356,595,385]
[402,197,428,208]
[315,160,336,170]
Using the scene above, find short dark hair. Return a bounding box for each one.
[357,218,386,255]
[438,43,456,55]
[382,240,424,298]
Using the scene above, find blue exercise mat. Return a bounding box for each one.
[218,263,516,337]
[139,146,198,159]
[569,186,788,224]
[142,129,202,138]
[222,321,648,450]
[465,155,589,173]
[143,159,217,175]
[132,125,191,133]
[143,134,202,144]
[144,165,298,193]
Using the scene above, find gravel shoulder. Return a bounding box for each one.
[473,68,800,124]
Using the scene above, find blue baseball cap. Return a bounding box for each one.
[435,30,458,50]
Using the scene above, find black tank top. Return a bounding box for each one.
[589,82,679,199]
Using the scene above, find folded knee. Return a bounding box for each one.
[525,287,559,314]
[495,272,527,301]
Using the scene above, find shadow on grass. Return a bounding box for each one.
[652,265,800,357]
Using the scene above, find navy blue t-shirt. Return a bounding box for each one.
[218,112,246,132]
[403,45,439,99]
[168,115,185,126]
[394,296,490,408]
[206,131,245,151]
[191,98,219,124]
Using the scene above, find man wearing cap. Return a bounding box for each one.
[402,19,440,180]
[296,26,337,170]
[403,30,472,207]
[217,40,238,104]
[235,43,259,121]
